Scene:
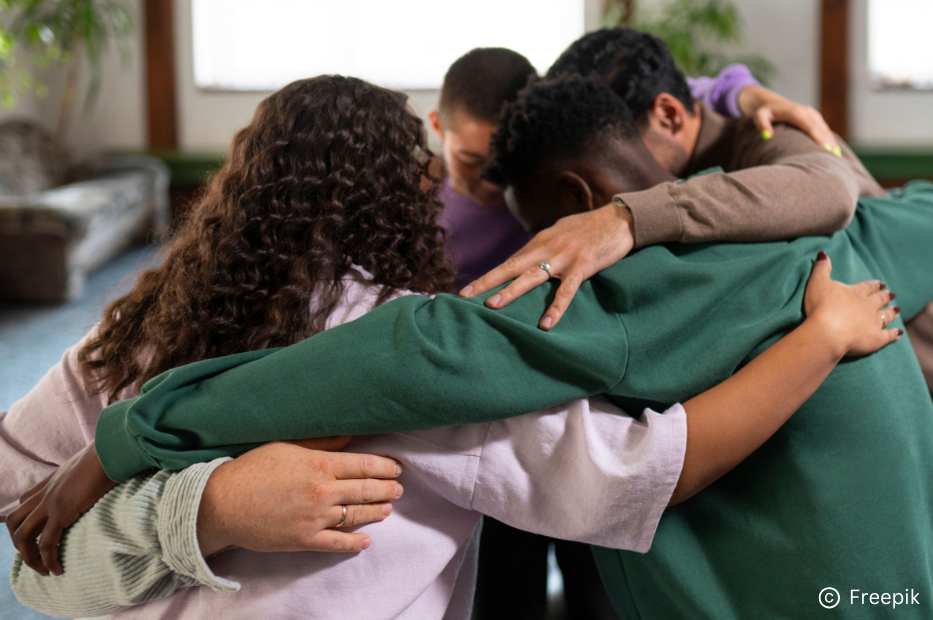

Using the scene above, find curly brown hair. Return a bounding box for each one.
[79,75,454,403]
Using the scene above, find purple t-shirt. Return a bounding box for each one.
[687,64,760,119]
[437,180,533,291]
[438,65,760,288]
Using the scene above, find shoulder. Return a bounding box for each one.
[320,266,428,330]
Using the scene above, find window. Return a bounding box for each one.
[868,0,933,90]
[192,0,586,91]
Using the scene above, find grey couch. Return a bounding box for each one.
[0,122,169,302]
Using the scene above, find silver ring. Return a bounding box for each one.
[335,504,348,528]
[880,312,887,328]
[538,262,551,277]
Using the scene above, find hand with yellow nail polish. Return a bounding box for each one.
[737,85,839,152]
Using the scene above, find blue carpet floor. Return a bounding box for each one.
[0,244,161,620]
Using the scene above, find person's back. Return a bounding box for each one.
[481,76,933,617]
[585,187,933,617]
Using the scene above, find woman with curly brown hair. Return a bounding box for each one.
[2,74,901,620]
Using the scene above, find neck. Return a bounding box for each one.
[625,157,678,192]
[598,139,679,197]
[680,103,703,167]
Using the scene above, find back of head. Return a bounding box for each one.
[80,75,453,402]
[438,47,537,126]
[546,27,644,80]
[548,27,694,119]
[483,74,637,194]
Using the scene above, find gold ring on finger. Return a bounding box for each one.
[335,504,347,528]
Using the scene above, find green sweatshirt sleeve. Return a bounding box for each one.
[96,280,628,481]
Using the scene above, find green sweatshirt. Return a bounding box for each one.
[96,182,933,619]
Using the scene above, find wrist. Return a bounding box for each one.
[800,310,849,361]
[611,196,635,247]
[196,465,232,557]
[737,85,781,117]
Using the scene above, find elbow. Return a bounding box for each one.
[668,469,702,506]
[819,175,859,233]
[829,196,857,231]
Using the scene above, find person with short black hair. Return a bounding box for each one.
[429,48,537,292]
[476,73,933,618]
[547,27,696,118]
[433,48,622,620]
[468,27,885,333]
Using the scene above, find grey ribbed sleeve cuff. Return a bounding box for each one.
[158,457,239,593]
[12,470,189,617]
[11,458,237,618]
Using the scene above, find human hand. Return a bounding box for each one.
[196,438,404,556]
[737,85,840,155]
[804,252,902,357]
[459,201,634,330]
[6,442,117,576]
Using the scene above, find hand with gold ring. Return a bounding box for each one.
[335,505,348,528]
[803,252,902,357]
[195,437,403,557]
[459,201,635,330]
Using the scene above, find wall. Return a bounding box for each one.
[849,0,933,147]
[2,0,930,155]
[0,0,146,158]
[174,0,607,152]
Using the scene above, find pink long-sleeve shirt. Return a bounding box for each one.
[2,269,686,619]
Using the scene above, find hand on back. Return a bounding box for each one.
[737,85,841,155]
[459,201,634,330]
[804,252,902,357]
[6,436,403,576]
[196,437,403,556]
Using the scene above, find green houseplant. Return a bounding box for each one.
[603,0,776,85]
[0,0,134,152]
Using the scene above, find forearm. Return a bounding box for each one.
[10,462,236,617]
[672,318,843,504]
[96,284,627,482]
[625,133,861,247]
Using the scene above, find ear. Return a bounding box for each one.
[557,171,595,213]
[428,110,444,140]
[646,93,690,137]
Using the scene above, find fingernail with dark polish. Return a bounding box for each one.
[879,282,886,289]
[898,329,905,336]
[890,292,896,300]
[817,251,828,261]
[894,306,901,314]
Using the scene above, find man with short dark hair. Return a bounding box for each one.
[429,48,537,291]
[477,73,933,617]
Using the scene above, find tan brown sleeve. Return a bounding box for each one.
[623,125,870,248]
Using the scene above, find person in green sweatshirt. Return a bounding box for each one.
[11,76,933,620]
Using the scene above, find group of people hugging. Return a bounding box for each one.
[3,26,933,620]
